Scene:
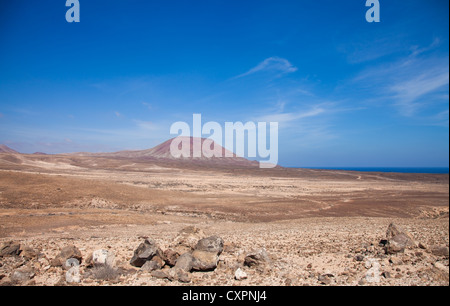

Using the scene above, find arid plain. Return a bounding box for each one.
[0,146,448,286]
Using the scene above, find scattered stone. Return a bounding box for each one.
[141,260,161,272]
[385,223,416,253]
[318,274,333,285]
[11,266,35,283]
[386,223,402,239]
[176,269,192,283]
[244,249,270,268]
[430,246,449,258]
[163,249,180,266]
[175,253,194,272]
[382,271,391,279]
[195,236,224,255]
[19,246,39,260]
[385,234,413,254]
[418,242,428,250]
[235,268,248,281]
[173,226,206,251]
[130,239,159,267]
[389,257,403,266]
[52,245,82,267]
[0,242,21,257]
[151,255,165,269]
[192,250,219,271]
[150,270,169,280]
[166,268,192,283]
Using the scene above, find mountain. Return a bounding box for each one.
[0,144,18,154]
[74,137,260,168]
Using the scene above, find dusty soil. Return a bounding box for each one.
[0,153,448,286]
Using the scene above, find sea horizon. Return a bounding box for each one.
[294,167,450,174]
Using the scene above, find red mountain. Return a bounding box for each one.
[76,137,260,168]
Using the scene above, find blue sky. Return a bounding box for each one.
[0,0,448,167]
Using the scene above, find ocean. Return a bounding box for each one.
[300,167,449,174]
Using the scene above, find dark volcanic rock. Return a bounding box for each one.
[430,246,449,258]
[384,223,416,254]
[130,239,160,267]
[0,242,21,257]
[51,245,83,267]
[195,236,224,255]
[174,253,194,272]
[244,249,270,268]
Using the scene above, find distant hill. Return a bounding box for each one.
[0,144,18,154]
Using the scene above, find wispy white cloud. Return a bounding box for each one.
[256,106,326,124]
[234,57,298,79]
[390,70,449,116]
[133,119,160,131]
[351,40,449,118]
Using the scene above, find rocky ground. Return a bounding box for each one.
[0,154,448,286]
[0,217,448,286]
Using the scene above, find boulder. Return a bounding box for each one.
[11,266,35,283]
[384,223,416,254]
[386,223,403,239]
[150,270,169,280]
[141,260,162,272]
[191,250,219,271]
[167,268,192,283]
[174,253,194,272]
[244,249,270,267]
[172,226,206,251]
[51,245,83,267]
[385,234,411,254]
[0,241,21,257]
[386,223,415,246]
[20,246,39,260]
[151,255,165,269]
[130,239,159,267]
[195,236,224,255]
[176,269,192,283]
[163,249,180,267]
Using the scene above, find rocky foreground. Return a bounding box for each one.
[0,217,448,286]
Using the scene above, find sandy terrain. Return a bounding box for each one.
[0,152,448,286]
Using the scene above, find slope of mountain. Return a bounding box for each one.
[0,144,18,154]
